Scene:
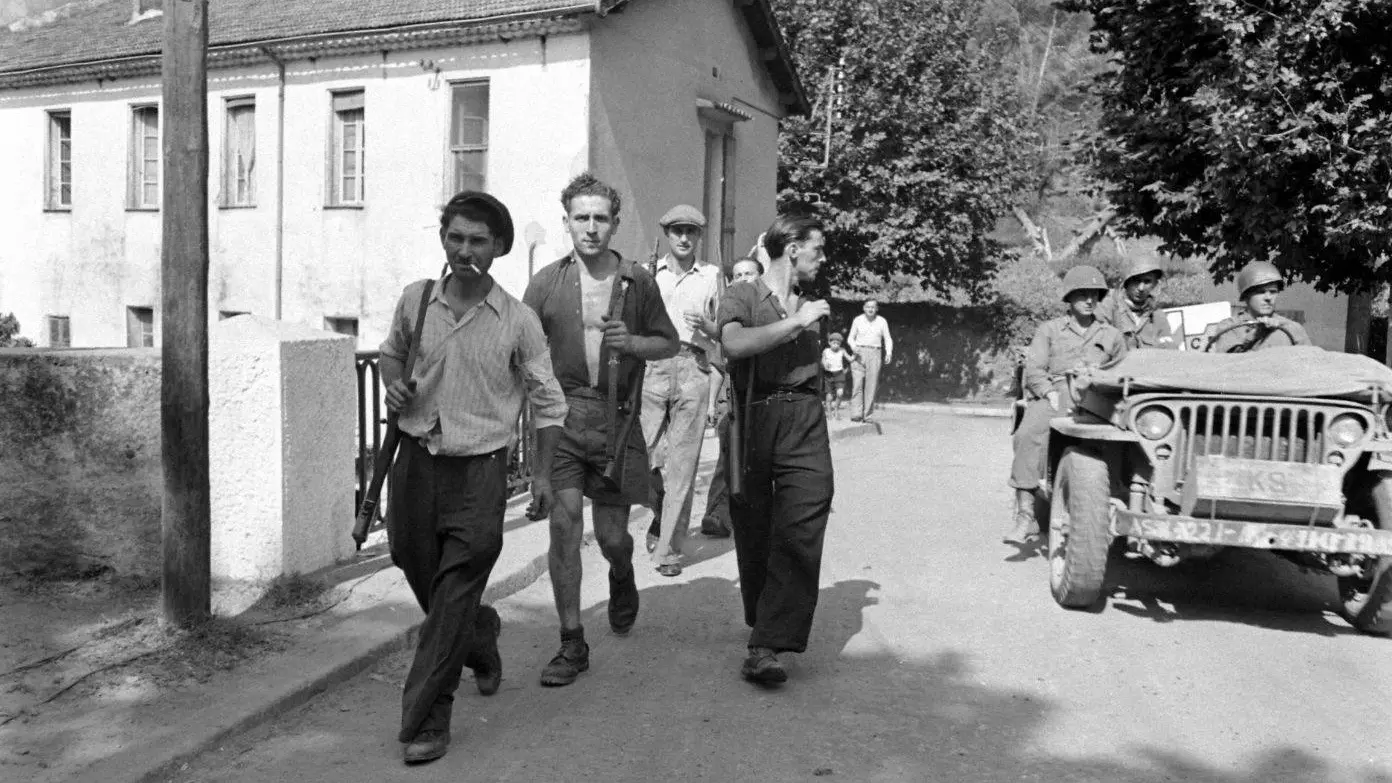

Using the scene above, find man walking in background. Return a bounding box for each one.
[640,205,722,577]
[848,299,893,422]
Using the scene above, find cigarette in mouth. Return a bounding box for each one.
[466,263,482,275]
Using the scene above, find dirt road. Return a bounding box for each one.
[163,407,1392,782]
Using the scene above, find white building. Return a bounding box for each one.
[0,0,807,349]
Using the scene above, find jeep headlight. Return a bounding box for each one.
[1135,406,1174,440]
[1328,414,1367,448]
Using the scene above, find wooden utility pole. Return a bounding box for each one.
[161,0,211,627]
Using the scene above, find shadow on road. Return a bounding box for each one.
[1102,545,1361,638]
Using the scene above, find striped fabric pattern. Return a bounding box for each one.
[381,275,567,457]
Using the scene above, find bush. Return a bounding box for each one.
[0,313,34,348]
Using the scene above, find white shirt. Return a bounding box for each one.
[849,314,893,358]
[653,254,720,352]
[578,262,614,386]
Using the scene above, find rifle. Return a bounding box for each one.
[726,356,754,502]
[648,237,661,277]
[351,276,436,549]
[601,276,636,490]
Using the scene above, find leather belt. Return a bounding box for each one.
[749,388,819,406]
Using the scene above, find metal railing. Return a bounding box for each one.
[354,350,536,537]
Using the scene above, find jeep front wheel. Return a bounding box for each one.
[1339,476,1392,635]
[1048,445,1113,609]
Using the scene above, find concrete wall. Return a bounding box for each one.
[0,348,161,579]
[0,33,592,352]
[588,0,786,266]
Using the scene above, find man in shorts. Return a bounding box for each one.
[522,173,678,687]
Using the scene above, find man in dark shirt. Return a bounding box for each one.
[522,173,678,687]
[717,214,833,687]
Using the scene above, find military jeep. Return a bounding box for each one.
[1043,346,1392,635]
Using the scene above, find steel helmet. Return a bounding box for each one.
[1122,257,1165,285]
[1235,261,1284,299]
[1061,265,1108,301]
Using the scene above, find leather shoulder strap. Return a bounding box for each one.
[402,279,435,379]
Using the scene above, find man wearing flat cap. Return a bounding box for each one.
[639,204,724,577]
[379,190,567,765]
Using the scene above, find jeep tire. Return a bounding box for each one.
[1339,475,1392,635]
[1048,445,1113,609]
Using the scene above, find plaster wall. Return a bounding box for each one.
[0,348,161,579]
[588,0,786,267]
[209,316,355,607]
[0,33,592,352]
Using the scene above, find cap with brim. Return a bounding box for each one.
[659,204,707,229]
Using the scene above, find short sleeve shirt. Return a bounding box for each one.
[523,253,677,399]
[717,279,822,394]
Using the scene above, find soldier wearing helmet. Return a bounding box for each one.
[1006,265,1128,545]
[1200,261,1312,353]
[1096,257,1178,350]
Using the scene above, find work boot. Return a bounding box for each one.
[608,566,639,635]
[1003,488,1040,544]
[403,729,450,765]
[540,628,590,687]
[467,604,502,696]
[740,646,787,686]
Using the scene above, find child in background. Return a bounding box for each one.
[821,332,856,418]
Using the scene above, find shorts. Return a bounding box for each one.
[552,392,651,506]
[823,370,848,397]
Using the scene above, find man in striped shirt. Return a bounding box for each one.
[380,191,567,765]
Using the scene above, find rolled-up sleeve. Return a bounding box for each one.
[717,284,756,332]
[1023,322,1054,398]
[516,308,568,429]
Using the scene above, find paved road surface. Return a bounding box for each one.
[165,407,1392,783]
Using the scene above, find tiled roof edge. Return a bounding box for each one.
[0,10,591,90]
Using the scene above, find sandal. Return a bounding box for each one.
[656,563,682,578]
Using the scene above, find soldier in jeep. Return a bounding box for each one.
[1201,260,1313,353]
[1096,257,1179,351]
[1006,265,1129,545]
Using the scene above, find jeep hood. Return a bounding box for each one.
[1088,346,1392,402]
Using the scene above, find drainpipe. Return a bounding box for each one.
[259,46,287,320]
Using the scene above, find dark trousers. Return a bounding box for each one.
[387,438,507,742]
[701,412,732,534]
[730,393,834,653]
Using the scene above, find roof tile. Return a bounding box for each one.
[2,0,592,74]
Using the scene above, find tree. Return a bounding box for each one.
[0,313,34,347]
[1064,0,1392,293]
[773,0,1036,297]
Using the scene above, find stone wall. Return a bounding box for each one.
[0,348,161,579]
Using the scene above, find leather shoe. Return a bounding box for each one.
[539,638,590,687]
[469,604,502,696]
[608,567,639,634]
[740,647,787,686]
[403,729,450,765]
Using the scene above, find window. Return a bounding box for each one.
[219,310,249,320]
[46,110,72,209]
[223,97,256,206]
[129,105,160,209]
[450,81,489,193]
[46,315,71,348]
[329,90,365,205]
[324,316,359,338]
[126,306,154,348]
[702,126,737,268]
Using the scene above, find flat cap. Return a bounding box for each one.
[659,204,707,229]
[446,190,515,254]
